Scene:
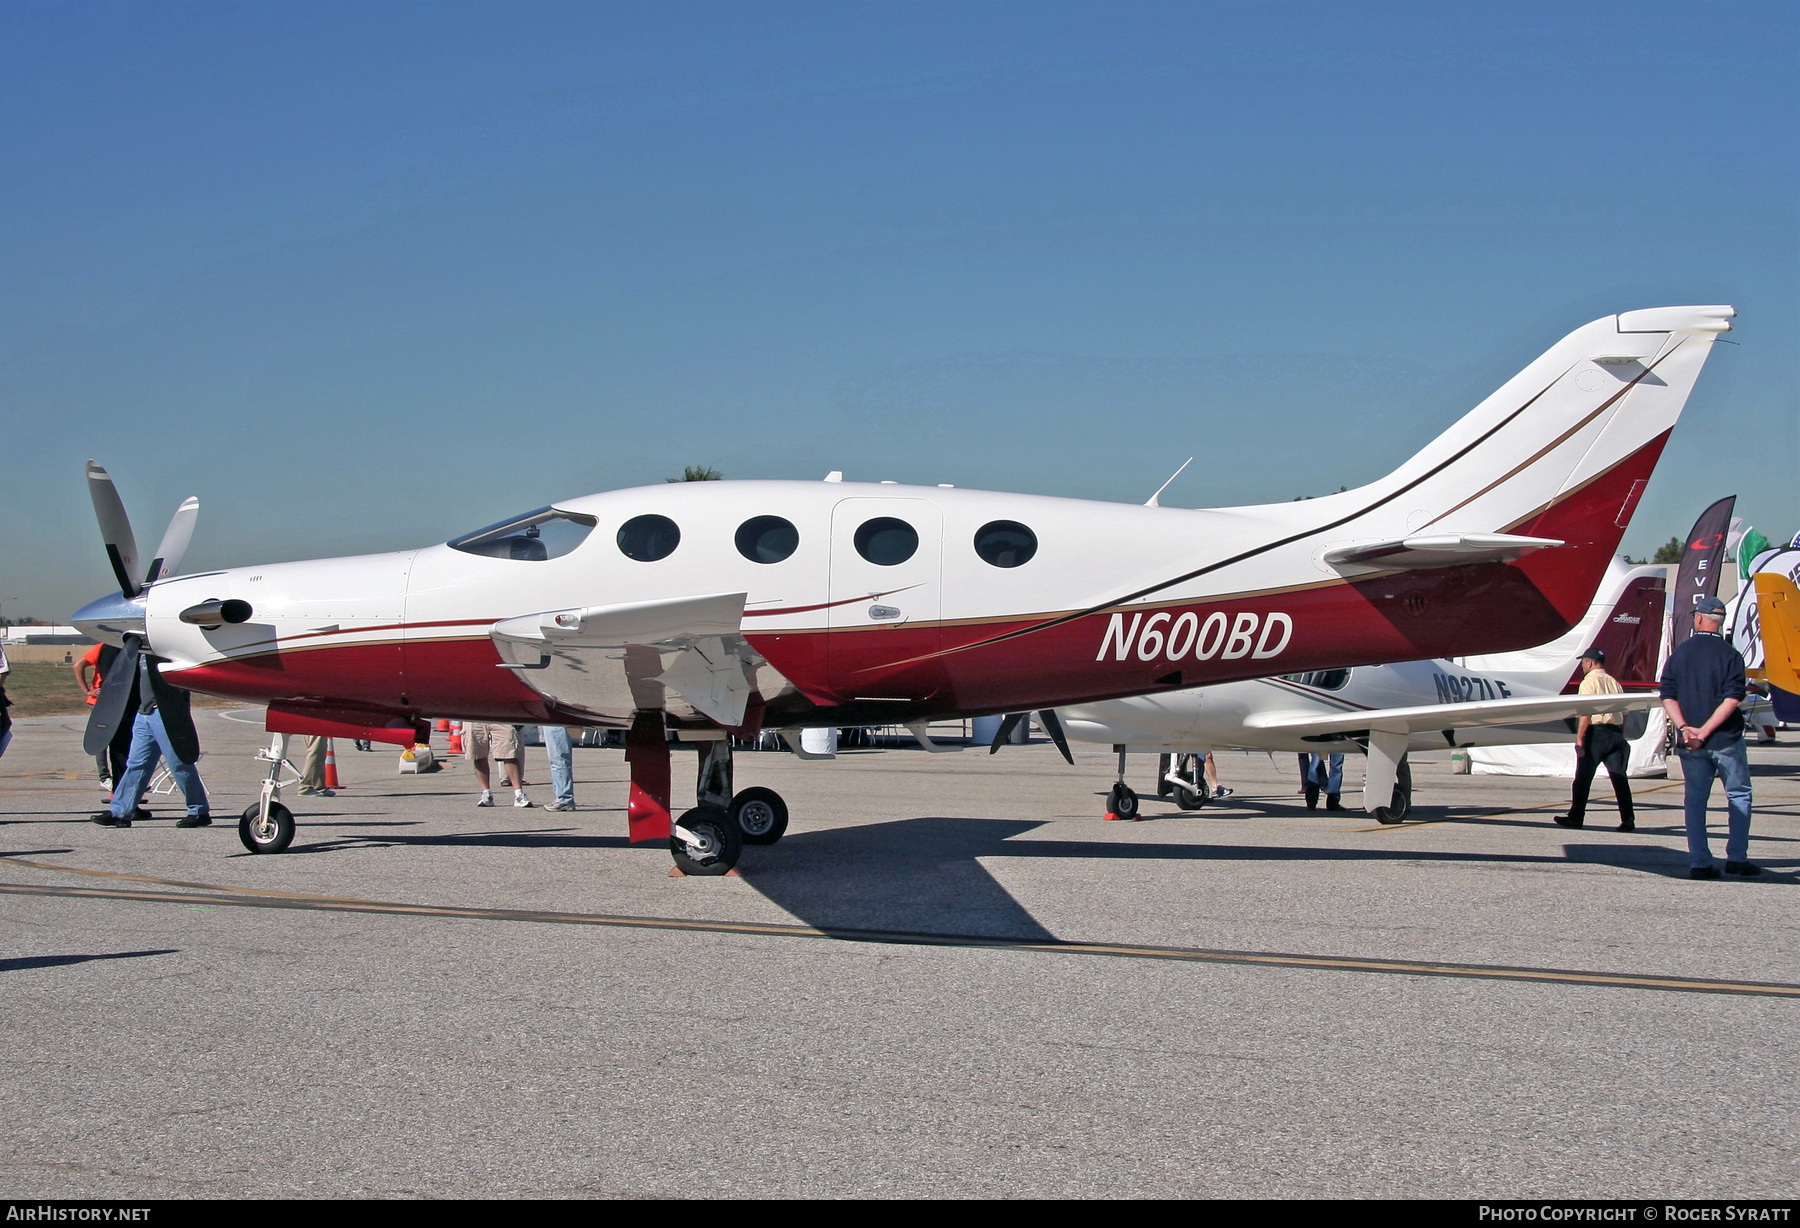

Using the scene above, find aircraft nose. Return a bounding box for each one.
[71,590,147,647]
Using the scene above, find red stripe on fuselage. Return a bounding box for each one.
[169,435,1668,727]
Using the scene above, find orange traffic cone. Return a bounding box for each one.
[323,739,341,790]
[447,722,464,754]
[435,718,450,733]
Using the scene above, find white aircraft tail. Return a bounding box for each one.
[1301,306,1731,625]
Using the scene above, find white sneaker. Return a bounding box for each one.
[476,790,493,807]
[513,791,533,808]
[545,800,576,812]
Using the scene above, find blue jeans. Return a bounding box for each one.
[111,711,209,818]
[1679,740,1752,868]
[1306,753,1344,795]
[540,725,574,807]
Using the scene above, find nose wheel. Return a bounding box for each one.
[239,732,299,853]
[239,801,295,854]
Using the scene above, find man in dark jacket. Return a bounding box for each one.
[1660,596,1755,878]
[93,651,209,829]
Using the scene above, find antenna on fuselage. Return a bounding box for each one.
[1145,458,1193,508]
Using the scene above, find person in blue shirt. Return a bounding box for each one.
[1660,596,1755,878]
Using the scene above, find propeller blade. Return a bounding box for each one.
[143,496,200,586]
[1036,709,1075,765]
[85,460,141,599]
[144,658,200,766]
[987,712,1027,754]
[82,638,141,757]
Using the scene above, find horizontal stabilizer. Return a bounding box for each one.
[1322,533,1563,577]
[1244,691,1654,739]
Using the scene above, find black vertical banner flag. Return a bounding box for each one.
[1669,495,1736,654]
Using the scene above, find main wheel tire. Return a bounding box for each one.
[671,805,742,876]
[238,801,295,854]
[1171,755,1208,810]
[1372,758,1413,825]
[729,786,788,845]
[1107,782,1140,820]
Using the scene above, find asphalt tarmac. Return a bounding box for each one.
[2,711,1796,1198]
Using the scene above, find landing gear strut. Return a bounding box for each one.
[1159,752,1208,811]
[1105,746,1140,820]
[1371,757,1413,825]
[696,737,790,846]
[239,732,298,854]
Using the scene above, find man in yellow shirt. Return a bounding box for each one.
[1555,648,1636,831]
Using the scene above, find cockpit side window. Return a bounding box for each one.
[1280,669,1351,691]
[449,507,598,561]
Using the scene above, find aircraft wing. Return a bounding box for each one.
[1322,533,1563,578]
[1243,690,1656,738]
[491,592,762,727]
[1755,574,1800,696]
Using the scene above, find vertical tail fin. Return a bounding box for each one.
[1573,568,1668,690]
[1320,307,1732,628]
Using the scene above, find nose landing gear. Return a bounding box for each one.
[239,732,298,854]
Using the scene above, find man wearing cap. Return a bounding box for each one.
[1555,647,1635,831]
[1660,595,1756,879]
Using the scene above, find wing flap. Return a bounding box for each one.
[491,592,756,724]
[1245,691,1655,738]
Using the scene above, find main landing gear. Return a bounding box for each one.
[1104,746,1140,821]
[1157,753,1209,811]
[1371,756,1413,825]
[636,730,790,876]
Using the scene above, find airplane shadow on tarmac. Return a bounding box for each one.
[0,949,177,973]
[725,815,1788,940]
[256,813,1797,935]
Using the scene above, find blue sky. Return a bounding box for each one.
[3,0,1794,622]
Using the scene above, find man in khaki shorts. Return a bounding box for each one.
[467,722,532,808]
[1554,648,1635,832]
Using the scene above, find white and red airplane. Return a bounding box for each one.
[1056,558,1670,822]
[72,305,1735,873]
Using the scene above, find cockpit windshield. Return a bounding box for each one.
[448,507,597,561]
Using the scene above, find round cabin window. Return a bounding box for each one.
[853,517,919,566]
[973,520,1037,568]
[616,514,681,562]
[735,515,800,564]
